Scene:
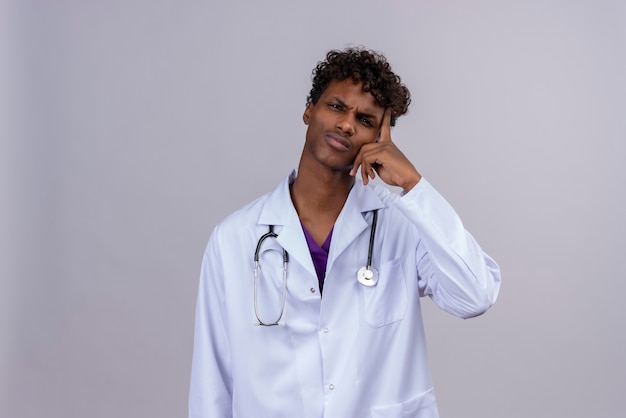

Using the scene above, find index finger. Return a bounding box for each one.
[378,108,392,142]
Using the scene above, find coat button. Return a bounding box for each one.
[323,328,329,333]
[310,288,316,293]
[329,384,335,390]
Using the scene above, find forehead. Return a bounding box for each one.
[321,79,384,114]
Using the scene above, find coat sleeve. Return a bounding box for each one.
[189,227,233,417]
[395,179,501,319]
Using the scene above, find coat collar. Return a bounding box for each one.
[257,170,386,276]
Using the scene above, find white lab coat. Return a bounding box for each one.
[189,170,500,418]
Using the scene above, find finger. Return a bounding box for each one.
[355,148,369,184]
[361,164,376,185]
[378,108,392,142]
[360,156,369,184]
[349,149,363,177]
[359,149,379,185]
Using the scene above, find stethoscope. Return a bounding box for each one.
[253,209,379,326]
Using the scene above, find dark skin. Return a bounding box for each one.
[291,79,422,246]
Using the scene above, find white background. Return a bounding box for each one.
[2,0,625,417]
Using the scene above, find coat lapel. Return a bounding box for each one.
[327,180,386,273]
[257,171,316,277]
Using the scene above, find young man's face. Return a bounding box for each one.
[302,79,385,173]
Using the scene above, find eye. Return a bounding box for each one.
[328,103,342,111]
[360,117,374,127]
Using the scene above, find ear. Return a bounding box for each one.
[303,102,313,125]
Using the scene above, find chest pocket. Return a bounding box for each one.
[361,258,408,327]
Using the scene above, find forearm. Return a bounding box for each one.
[396,179,501,318]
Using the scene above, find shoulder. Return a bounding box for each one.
[369,178,441,211]
[207,172,294,246]
[361,178,444,230]
[213,193,268,237]
[357,179,404,210]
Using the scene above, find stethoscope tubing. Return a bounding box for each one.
[366,209,378,270]
[253,226,288,326]
[254,210,379,325]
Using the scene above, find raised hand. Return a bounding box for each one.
[349,108,422,193]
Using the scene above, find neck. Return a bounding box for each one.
[291,163,354,217]
[290,159,354,245]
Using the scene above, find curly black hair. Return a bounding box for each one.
[307,47,411,126]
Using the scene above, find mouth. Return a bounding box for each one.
[325,134,351,151]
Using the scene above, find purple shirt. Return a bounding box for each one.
[301,223,333,294]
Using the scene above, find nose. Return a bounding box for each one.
[337,114,356,136]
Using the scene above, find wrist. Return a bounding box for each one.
[402,173,422,193]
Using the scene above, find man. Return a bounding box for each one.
[189,47,501,418]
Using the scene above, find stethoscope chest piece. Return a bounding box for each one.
[357,266,379,287]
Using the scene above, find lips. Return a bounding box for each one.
[325,133,351,151]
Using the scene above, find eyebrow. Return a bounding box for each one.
[332,97,380,122]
